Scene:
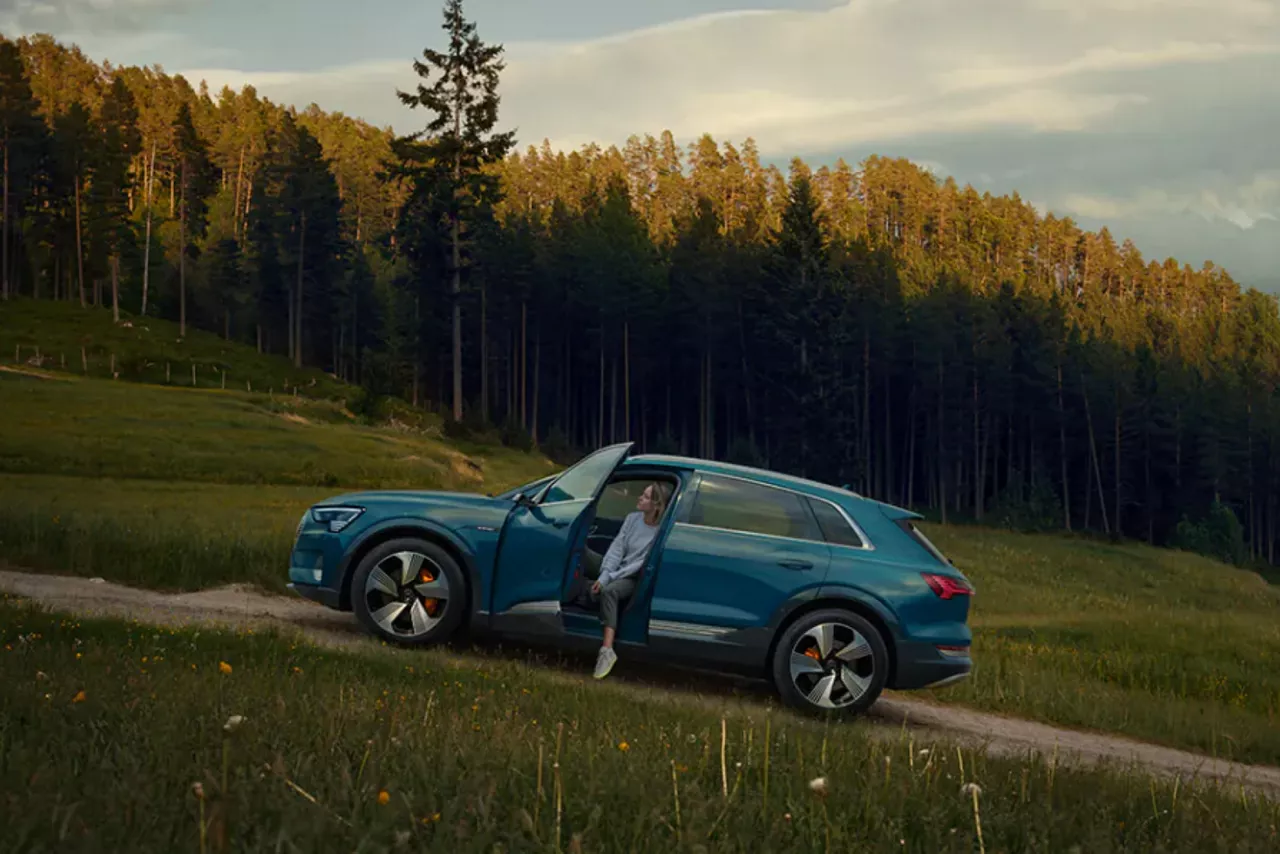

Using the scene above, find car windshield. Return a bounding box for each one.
[496,473,558,502]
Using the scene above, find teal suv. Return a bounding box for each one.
[288,442,974,715]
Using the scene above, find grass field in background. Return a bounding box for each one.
[925,526,1280,766]
[1,298,349,397]
[0,371,556,489]
[3,599,1275,853]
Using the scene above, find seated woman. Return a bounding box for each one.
[582,481,672,680]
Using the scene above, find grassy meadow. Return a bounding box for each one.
[3,308,1279,778]
[3,597,1276,853]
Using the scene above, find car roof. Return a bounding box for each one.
[623,453,862,504]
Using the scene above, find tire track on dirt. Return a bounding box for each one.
[3,568,1278,799]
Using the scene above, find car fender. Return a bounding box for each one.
[809,582,903,636]
[338,515,486,609]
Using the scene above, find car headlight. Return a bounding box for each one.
[310,506,365,533]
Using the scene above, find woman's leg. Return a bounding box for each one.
[593,577,636,679]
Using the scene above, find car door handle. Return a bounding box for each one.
[777,559,813,570]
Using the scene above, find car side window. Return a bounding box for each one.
[542,449,622,503]
[595,480,640,522]
[807,498,865,548]
[689,475,820,541]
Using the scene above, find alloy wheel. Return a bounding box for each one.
[787,621,875,710]
[362,550,451,639]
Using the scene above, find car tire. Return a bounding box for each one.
[771,608,889,717]
[350,537,467,647]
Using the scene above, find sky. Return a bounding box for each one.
[2,0,1277,292]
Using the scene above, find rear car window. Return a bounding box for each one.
[807,498,865,548]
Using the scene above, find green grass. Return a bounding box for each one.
[2,599,1275,853]
[1,297,349,398]
[921,526,1280,766]
[0,370,557,489]
[0,474,336,591]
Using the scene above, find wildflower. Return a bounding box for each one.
[961,782,982,797]
[218,661,232,675]
[223,715,246,734]
[808,776,828,796]
[35,671,47,681]
[377,790,390,805]
[72,690,86,703]
[618,741,630,752]
[192,782,205,800]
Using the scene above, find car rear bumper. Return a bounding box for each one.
[890,640,972,690]
[287,582,341,609]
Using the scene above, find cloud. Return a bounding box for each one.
[0,0,203,33]
[1063,172,1280,230]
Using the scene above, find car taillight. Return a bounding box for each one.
[922,572,973,600]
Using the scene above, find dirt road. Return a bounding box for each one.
[3,567,1279,799]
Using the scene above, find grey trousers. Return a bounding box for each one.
[582,547,636,630]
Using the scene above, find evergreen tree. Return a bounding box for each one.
[395,0,516,421]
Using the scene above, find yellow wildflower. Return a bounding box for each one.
[218,661,232,675]
[377,790,390,805]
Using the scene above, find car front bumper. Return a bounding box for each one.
[890,640,972,690]
[288,527,348,610]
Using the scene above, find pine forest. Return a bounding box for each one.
[2,17,1278,567]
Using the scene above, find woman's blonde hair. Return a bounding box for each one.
[646,481,672,516]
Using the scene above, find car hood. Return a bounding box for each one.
[321,489,511,512]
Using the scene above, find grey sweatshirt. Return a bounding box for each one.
[596,511,660,586]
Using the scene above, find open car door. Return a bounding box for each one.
[488,442,634,619]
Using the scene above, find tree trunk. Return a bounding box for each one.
[111,256,120,323]
[973,374,982,520]
[521,301,528,430]
[597,318,605,448]
[295,211,306,367]
[937,357,947,524]
[74,176,85,308]
[1113,403,1122,540]
[738,300,755,445]
[480,283,488,424]
[1081,372,1110,534]
[623,320,631,441]
[2,140,9,300]
[179,159,188,337]
[141,143,156,315]
[450,99,464,422]
[532,330,541,445]
[1058,359,1071,530]
[233,145,245,234]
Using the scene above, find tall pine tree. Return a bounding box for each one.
[395,0,516,421]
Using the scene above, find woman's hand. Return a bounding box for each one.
[591,580,601,595]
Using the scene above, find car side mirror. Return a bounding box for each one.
[513,492,534,508]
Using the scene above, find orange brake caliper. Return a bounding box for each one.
[418,567,441,616]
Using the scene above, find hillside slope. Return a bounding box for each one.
[2,298,350,399]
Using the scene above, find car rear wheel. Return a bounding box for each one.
[350,538,466,646]
[771,608,888,717]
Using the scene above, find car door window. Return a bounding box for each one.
[595,480,640,522]
[689,475,820,541]
[807,497,865,548]
[541,446,629,504]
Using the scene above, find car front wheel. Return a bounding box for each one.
[350,537,466,646]
[771,608,889,717]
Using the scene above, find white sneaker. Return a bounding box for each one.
[593,646,617,679]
